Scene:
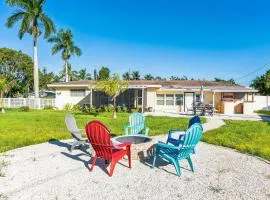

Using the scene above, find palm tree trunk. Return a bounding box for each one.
[33,39,39,98]
[65,60,69,82]
[113,96,117,119]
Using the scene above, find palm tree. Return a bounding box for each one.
[95,74,128,119]
[144,73,154,80]
[131,70,141,80]
[122,72,130,80]
[48,29,82,82]
[6,0,56,98]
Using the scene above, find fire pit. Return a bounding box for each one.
[113,135,155,160]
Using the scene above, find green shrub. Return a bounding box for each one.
[89,105,97,113]
[43,105,55,110]
[82,105,90,113]
[63,103,73,111]
[96,107,103,113]
[122,105,128,113]
[72,104,82,112]
[117,105,122,112]
[19,106,30,112]
[103,105,114,112]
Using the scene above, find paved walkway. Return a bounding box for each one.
[0,138,269,200]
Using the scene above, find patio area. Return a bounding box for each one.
[0,135,269,200]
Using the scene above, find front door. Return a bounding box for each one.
[184,92,194,112]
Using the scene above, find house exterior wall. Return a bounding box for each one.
[55,88,90,109]
[146,88,156,110]
[53,86,260,115]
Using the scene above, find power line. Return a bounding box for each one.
[234,62,270,81]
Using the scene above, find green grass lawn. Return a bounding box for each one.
[203,120,270,160]
[1,109,269,161]
[0,109,191,153]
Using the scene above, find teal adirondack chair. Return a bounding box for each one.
[152,123,203,176]
[124,112,150,135]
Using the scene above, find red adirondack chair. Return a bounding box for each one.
[85,120,132,176]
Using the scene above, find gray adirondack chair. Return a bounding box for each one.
[65,114,88,151]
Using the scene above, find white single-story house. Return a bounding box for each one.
[48,80,259,115]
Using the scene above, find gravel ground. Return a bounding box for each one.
[0,136,269,200]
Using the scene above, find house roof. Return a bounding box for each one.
[47,80,258,92]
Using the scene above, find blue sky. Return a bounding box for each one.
[0,0,270,85]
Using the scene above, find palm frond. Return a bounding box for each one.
[39,13,56,38]
[6,10,25,28]
[71,46,82,56]
[51,44,63,55]
[18,13,31,39]
[5,0,28,9]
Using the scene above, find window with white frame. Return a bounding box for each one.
[156,94,165,105]
[175,94,183,105]
[222,92,234,101]
[166,94,174,105]
[70,89,85,97]
[245,92,253,102]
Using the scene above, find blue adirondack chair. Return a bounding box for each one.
[152,123,203,176]
[166,115,202,147]
[124,112,150,135]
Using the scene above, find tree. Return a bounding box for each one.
[94,69,98,80]
[0,47,33,97]
[48,29,82,82]
[70,68,91,81]
[251,70,270,95]
[95,74,128,119]
[78,68,91,80]
[144,73,154,80]
[0,75,16,112]
[98,66,110,80]
[6,0,56,98]
[39,67,59,90]
[155,76,163,80]
[131,70,141,80]
[122,72,131,80]
[214,78,236,85]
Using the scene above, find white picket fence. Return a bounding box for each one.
[0,98,55,109]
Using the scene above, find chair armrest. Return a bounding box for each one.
[156,141,180,150]
[124,125,131,135]
[114,142,132,149]
[167,130,186,141]
[144,126,150,136]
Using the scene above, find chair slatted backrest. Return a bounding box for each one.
[129,112,145,135]
[65,114,80,133]
[85,120,113,160]
[188,115,201,128]
[178,123,203,159]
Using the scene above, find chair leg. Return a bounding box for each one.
[172,159,181,176]
[90,156,97,172]
[126,146,131,168]
[187,156,194,172]
[70,141,79,152]
[109,159,117,177]
[152,154,157,168]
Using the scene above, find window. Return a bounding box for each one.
[157,94,165,105]
[70,89,85,97]
[195,94,201,102]
[245,93,253,102]
[175,94,183,105]
[166,94,174,105]
[222,93,234,101]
